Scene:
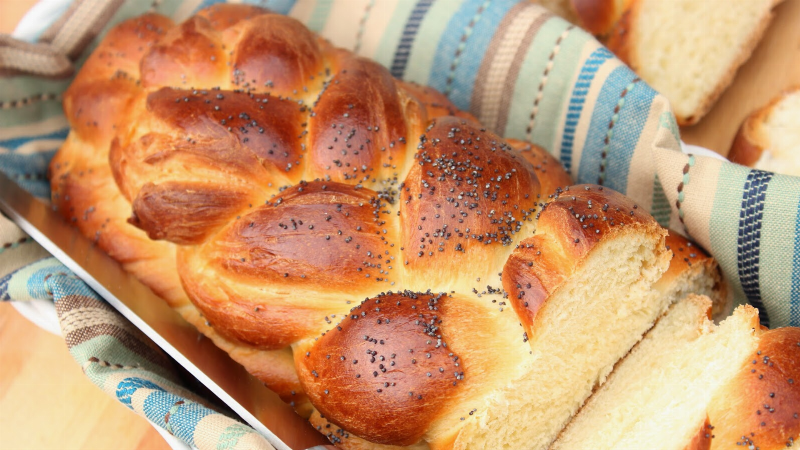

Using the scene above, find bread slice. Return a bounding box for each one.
[534,0,782,125]
[729,87,800,176]
[658,231,730,321]
[605,0,782,125]
[444,186,672,450]
[551,296,761,450]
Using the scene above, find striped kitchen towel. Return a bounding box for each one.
[1,0,799,448]
[0,253,276,450]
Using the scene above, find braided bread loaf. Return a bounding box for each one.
[49,4,779,449]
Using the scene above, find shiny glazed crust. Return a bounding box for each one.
[50,5,568,446]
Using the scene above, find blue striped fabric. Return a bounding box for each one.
[389,0,434,79]
[0,127,67,197]
[0,258,61,301]
[737,169,773,327]
[651,175,671,227]
[0,128,68,150]
[523,22,582,152]
[251,0,297,15]
[49,265,102,298]
[1,257,271,449]
[195,0,225,12]
[441,0,516,108]
[427,0,491,106]
[170,401,216,443]
[306,0,334,32]
[0,150,56,199]
[117,377,166,407]
[0,274,11,300]
[576,65,637,185]
[792,198,800,321]
[601,80,656,193]
[142,389,209,444]
[25,262,64,299]
[559,47,614,173]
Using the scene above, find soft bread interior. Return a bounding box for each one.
[631,0,774,123]
[655,248,733,321]
[552,296,760,450]
[453,230,670,450]
[655,232,730,321]
[753,90,800,176]
[658,266,721,319]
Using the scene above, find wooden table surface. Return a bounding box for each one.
[0,3,169,449]
[0,304,170,450]
[0,1,798,449]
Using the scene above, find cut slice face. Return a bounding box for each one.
[449,186,672,450]
[606,0,778,125]
[656,231,730,320]
[551,296,761,450]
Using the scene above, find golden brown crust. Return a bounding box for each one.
[145,87,307,176]
[194,3,267,31]
[60,14,172,151]
[178,181,400,350]
[111,86,306,200]
[50,10,309,402]
[179,271,337,351]
[503,185,661,334]
[63,76,142,150]
[230,15,331,96]
[397,81,475,123]
[297,288,529,449]
[506,138,573,197]
[55,8,505,426]
[708,327,800,450]
[602,5,633,65]
[307,410,428,450]
[658,231,729,319]
[129,181,258,245]
[685,416,713,450]
[139,16,227,88]
[51,13,180,301]
[296,292,464,446]
[662,232,713,280]
[201,181,398,290]
[400,117,540,287]
[571,0,622,36]
[308,55,410,184]
[728,122,765,168]
[728,86,800,169]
